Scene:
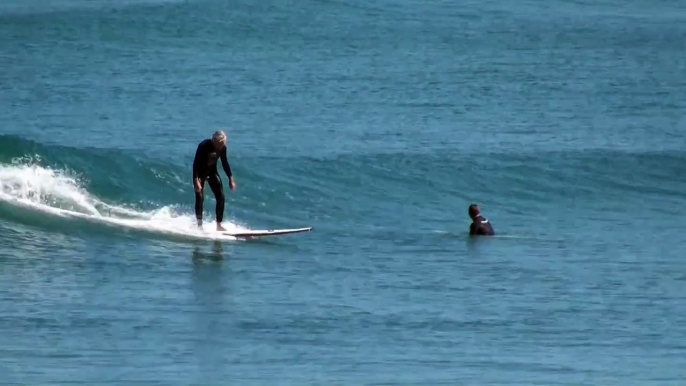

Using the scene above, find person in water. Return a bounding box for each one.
[193,130,236,231]
[468,204,495,236]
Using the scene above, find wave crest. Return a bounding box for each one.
[0,158,245,241]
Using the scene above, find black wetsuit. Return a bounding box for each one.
[192,139,233,223]
[469,215,495,236]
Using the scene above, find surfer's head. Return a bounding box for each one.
[468,204,480,219]
[212,130,226,149]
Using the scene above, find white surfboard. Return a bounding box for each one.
[222,226,312,238]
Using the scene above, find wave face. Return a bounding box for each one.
[2,133,684,242]
[0,135,250,240]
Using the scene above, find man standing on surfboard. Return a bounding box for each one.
[468,204,495,236]
[193,130,236,231]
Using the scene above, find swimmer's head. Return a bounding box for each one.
[212,130,226,149]
[468,204,480,219]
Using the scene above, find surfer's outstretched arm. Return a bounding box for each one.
[220,147,236,190]
[219,147,232,178]
[192,142,204,181]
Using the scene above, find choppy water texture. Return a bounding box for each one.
[1,0,686,384]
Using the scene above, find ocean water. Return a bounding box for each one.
[1,0,686,384]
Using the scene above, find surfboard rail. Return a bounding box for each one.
[221,226,312,238]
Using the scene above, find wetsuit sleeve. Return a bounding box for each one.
[469,223,476,236]
[192,142,203,180]
[220,147,233,178]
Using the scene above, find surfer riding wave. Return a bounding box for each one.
[193,130,236,231]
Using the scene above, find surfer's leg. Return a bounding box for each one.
[194,191,203,224]
[194,176,206,226]
[208,173,225,223]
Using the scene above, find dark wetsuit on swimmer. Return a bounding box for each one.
[469,215,495,236]
[193,138,233,225]
[468,204,495,236]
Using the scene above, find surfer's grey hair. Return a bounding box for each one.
[212,130,226,142]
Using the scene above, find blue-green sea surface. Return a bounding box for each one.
[1,0,685,384]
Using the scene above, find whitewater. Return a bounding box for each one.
[0,159,247,241]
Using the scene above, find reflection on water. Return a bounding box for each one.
[189,239,233,372]
[192,241,224,264]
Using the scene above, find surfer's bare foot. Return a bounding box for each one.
[216,223,226,232]
[197,219,203,228]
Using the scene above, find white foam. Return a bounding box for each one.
[0,162,246,241]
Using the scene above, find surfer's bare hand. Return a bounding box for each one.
[194,178,202,192]
[229,177,236,191]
